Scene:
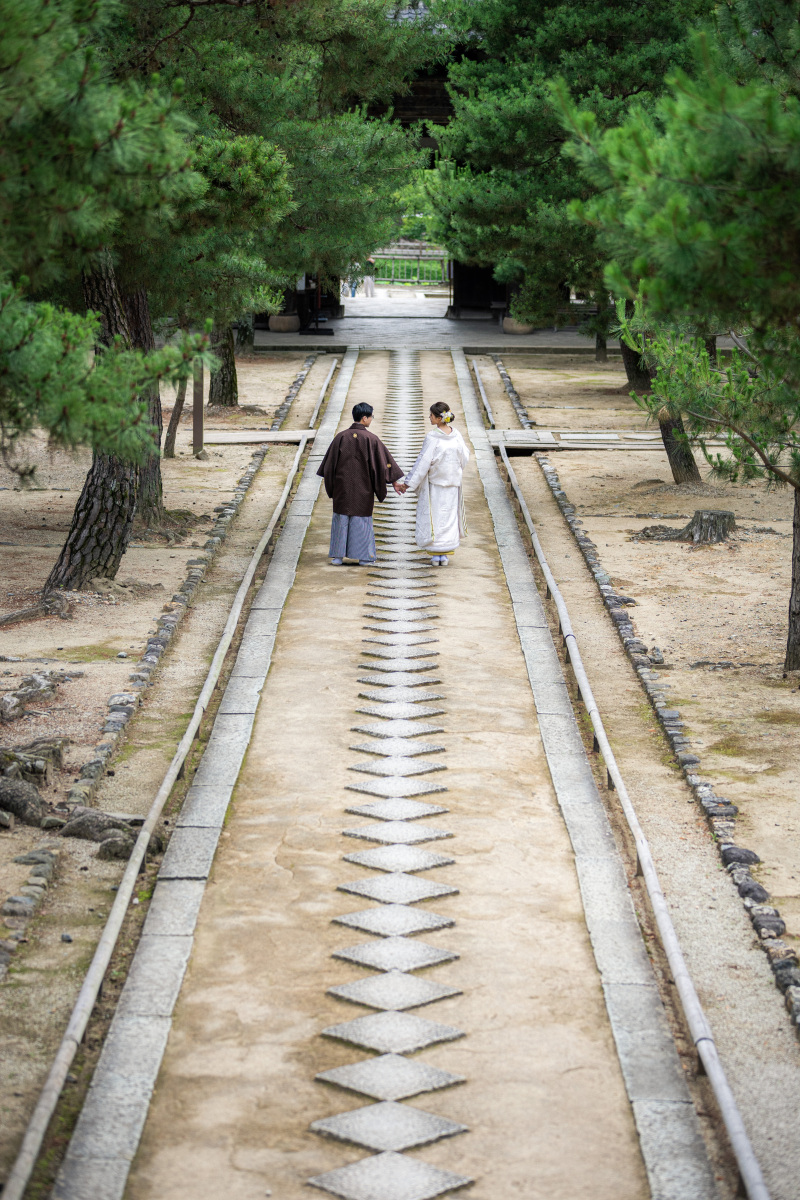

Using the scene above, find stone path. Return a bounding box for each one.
[53,349,719,1200]
[307,350,472,1199]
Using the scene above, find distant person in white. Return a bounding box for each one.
[396,402,469,566]
[363,256,376,297]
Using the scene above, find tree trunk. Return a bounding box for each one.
[595,331,607,362]
[209,323,238,406]
[785,488,800,671]
[46,255,138,592]
[619,337,652,391]
[658,414,702,484]
[704,336,717,366]
[163,376,188,459]
[123,287,163,524]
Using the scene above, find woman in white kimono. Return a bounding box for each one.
[398,401,469,566]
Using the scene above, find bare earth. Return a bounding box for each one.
[0,353,325,1182]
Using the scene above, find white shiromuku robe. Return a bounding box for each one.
[403,426,470,552]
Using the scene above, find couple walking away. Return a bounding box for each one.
[317,400,469,567]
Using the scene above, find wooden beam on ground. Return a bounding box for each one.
[203,429,318,445]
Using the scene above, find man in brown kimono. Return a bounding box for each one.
[317,402,404,565]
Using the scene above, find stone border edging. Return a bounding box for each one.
[65,444,272,811]
[452,348,717,1200]
[52,349,359,1200]
[529,450,800,1034]
[271,353,317,430]
[490,356,534,428]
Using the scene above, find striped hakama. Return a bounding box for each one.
[329,513,376,562]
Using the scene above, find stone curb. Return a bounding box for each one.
[529,450,800,1034]
[65,444,272,811]
[453,348,716,1199]
[0,845,63,977]
[270,354,317,430]
[52,350,360,1200]
[490,356,534,429]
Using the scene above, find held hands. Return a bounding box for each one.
[393,481,408,494]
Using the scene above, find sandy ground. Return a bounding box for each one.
[497,356,800,1198]
[496,355,799,935]
[128,351,649,1200]
[0,352,319,1184]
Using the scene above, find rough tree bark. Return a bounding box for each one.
[595,331,607,362]
[46,256,138,592]
[163,376,188,459]
[209,323,238,406]
[657,412,703,484]
[123,286,163,524]
[786,488,800,671]
[640,509,736,543]
[619,337,652,392]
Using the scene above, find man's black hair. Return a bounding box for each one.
[352,402,374,422]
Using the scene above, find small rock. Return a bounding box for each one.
[2,897,35,917]
[96,832,135,860]
[61,932,73,943]
[722,846,761,867]
[61,810,134,842]
[736,877,770,903]
[0,811,14,830]
[116,651,128,658]
[0,778,45,826]
[753,913,786,939]
[41,815,67,830]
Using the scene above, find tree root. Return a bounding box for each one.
[0,592,73,628]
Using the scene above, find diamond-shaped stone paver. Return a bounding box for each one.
[359,689,445,705]
[310,1101,467,1152]
[333,937,458,973]
[309,1152,472,1200]
[342,822,452,846]
[322,1009,464,1054]
[363,636,438,649]
[364,613,439,626]
[345,797,447,821]
[351,721,445,739]
[370,570,433,580]
[345,844,455,873]
[316,1053,465,1102]
[367,582,436,592]
[366,599,439,611]
[360,658,439,673]
[327,970,461,1011]
[346,777,448,800]
[338,874,459,904]
[363,623,438,635]
[362,647,439,661]
[333,905,453,937]
[358,674,442,690]
[349,758,446,779]
[369,565,433,574]
[349,741,446,760]
[356,705,446,721]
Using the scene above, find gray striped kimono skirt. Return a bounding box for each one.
[329,512,376,562]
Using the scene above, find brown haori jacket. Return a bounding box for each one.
[317,423,404,517]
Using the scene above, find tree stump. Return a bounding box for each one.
[640,510,737,543]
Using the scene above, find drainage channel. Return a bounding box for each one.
[309,349,471,1199]
[453,350,767,1200]
[452,348,722,1200]
[44,351,360,1200]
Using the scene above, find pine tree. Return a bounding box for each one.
[429,0,714,349]
[1,0,210,590]
[560,5,800,666]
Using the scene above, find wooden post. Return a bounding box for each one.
[192,362,204,455]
